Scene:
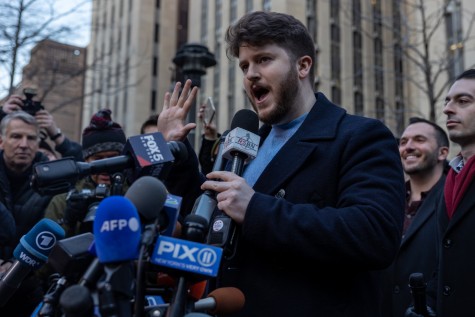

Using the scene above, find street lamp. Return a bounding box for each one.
[173,43,217,147]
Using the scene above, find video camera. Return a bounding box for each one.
[67,183,112,233]
[22,88,44,116]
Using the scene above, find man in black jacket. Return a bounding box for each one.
[429,68,475,316]
[382,117,449,317]
[0,111,53,316]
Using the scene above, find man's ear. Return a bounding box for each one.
[297,55,313,79]
[0,136,4,150]
[439,146,449,161]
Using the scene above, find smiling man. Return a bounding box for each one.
[158,11,405,317]
[381,117,448,317]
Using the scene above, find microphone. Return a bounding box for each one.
[408,272,429,316]
[47,232,95,280]
[93,196,142,317]
[207,110,260,255]
[182,130,230,243]
[31,132,188,195]
[222,109,260,176]
[193,287,245,315]
[125,176,168,247]
[124,176,167,317]
[93,196,142,263]
[0,218,65,307]
[145,287,245,317]
[59,284,95,317]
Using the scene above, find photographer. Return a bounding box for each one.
[2,94,82,161]
[45,109,128,237]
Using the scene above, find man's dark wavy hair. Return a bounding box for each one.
[456,68,475,81]
[225,11,316,84]
[408,117,449,148]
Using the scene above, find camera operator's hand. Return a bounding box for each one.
[63,194,91,227]
[405,305,437,317]
[2,95,23,113]
[35,109,64,144]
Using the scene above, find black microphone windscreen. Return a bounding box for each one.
[230,109,259,134]
[168,141,188,164]
[125,176,168,221]
[59,284,94,317]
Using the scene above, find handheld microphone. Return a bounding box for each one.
[222,109,260,176]
[207,110,260,255]
[145,287,245,317]
[408,272,429,316]
[0,218,65,307]
[59,284,95,317]
[93,196,142,317]
[31,132,188,195]
[93,196,142,263]
[125,176,168,246]
[124,176,168,317]
[193,287,245,315]
[182,130,230,243]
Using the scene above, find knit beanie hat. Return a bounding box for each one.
[82,109,126,159]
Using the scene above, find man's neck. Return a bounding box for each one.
[460,146,475,164]
[408,167,444,202]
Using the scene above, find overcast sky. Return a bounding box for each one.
[0,1,92,97]
[52,0,92,47]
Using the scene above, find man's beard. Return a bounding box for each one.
[249,65,300,125]
[404,151,439,175]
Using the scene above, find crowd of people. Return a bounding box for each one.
[0,9,475,317]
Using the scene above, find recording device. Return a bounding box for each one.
[68,183,110,222]
[221,109,260,175]
[59,284,95,317]
[145,287,245,316]
[408,273,431,317]
[124,176,168,317]
[125,176,168,245]
[203,97,216,126]
[182,130,230,243]
[21,88,44,116]
[47,233,95,279]
[31,132,188,195]
[88,196,143,317]
[93,196,142,263]
[193,287,245,315]
[0,219,65,307]
[207,109,260,256]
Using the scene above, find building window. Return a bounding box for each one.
[376,97,385,122]
[151,90,157,112]
[332,86,341,106]
[246,0,253,12]
[354,91,364,116]
[154,23,159,42]
[445,0,464,81]
[263,0,272,11]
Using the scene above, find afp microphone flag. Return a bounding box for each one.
[93,196,142,263]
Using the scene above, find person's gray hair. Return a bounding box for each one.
[0,111,39,137]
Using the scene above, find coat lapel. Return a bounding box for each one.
[401,177,444,247]
[253,93,346,195]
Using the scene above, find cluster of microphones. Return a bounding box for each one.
[0,109,260,317]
